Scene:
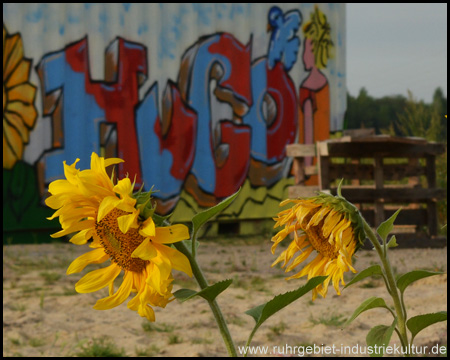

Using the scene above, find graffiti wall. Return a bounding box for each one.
[3,3,346,238]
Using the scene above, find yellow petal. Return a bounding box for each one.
[145,259,172,295]
[59,207,95,228]
[139,217,156,237]
[69,229,90,245]
[63,159,80,184]
[48,179,79,196]
[286,253,322,280]
[75,263,121,293]
[117,212,139,233]
[131,238,157,260]
[97,196,121,221]
[66,248,109,274]
[104,157,124,168]
[153,242,192,277]
[139,303,156,322]
[77,177,114,198]
[153,224,190,244]
[93,271,134,310]
[285,246,313,272]
[279,198,297,207]
[308,206,331,228]
[50,220,95,238]
[128,285,156,322]
[113,177,133,197]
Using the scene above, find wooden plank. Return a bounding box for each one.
[328,163,426,181]
[360,208,428,227]
[318,155,330,190]
[425,154,438,236]
[374,156,384,226]
[291,158,305,185]
[316,141,329,156]
[329,187,446,203]
[305,165,318,176]
[360,234,447,249]
[286,144,316,157]
[347,135,428,145]
[288,185,320,199]
[427,200,438,236]
[425,154,437,187]
[326,141,446,157]
[343,128,375,137]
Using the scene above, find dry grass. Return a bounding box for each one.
[3,238,447,357]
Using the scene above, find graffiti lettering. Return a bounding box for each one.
[136,81,197,213]
[37,32,302,212]
[37,37,146,184]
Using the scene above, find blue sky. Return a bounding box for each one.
[346,3,447,103]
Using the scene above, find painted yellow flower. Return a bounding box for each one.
[3,25,37,169]
[271,191,365,300]
[46,152,192,321]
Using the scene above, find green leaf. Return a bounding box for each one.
[344,265,383,289]
[344,297,391,327]
[173,279,233,303]
[407,312,447,343]
[396,270,445,294]
[386,235,398,249]
[366,319,397,357]
[377,209,401,242]
[245,276,326,347]
[191,188,241,255]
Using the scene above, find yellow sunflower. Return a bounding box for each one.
[271,191,365,300]
[3,25,38,169]
[46,152,192,321]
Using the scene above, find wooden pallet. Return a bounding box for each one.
[286,132,446,241]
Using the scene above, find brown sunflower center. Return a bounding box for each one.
[95,208,148,273]
[302,209,339,259]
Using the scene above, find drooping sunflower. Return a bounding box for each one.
[46,152,192,321]
[271,190,365,300]
[3,25,38,169]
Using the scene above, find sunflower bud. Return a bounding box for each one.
[133,185,157,220]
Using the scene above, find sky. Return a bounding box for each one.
[346,3,447,103]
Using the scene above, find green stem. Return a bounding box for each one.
[362,219,410,353]
[174,241,238,357]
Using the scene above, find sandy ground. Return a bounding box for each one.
[3,238,447,357]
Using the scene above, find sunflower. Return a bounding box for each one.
[46,152,192,321]
[271,191,365,300]
[3,25,38,169]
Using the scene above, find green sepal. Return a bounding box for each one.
[133,185,157,220]
[152,212,173,227]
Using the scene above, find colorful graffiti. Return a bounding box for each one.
[299,6,334,184]
[3,25,38,169]
[3,4,346,235]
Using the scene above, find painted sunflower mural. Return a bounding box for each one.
[3,24,37,169]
